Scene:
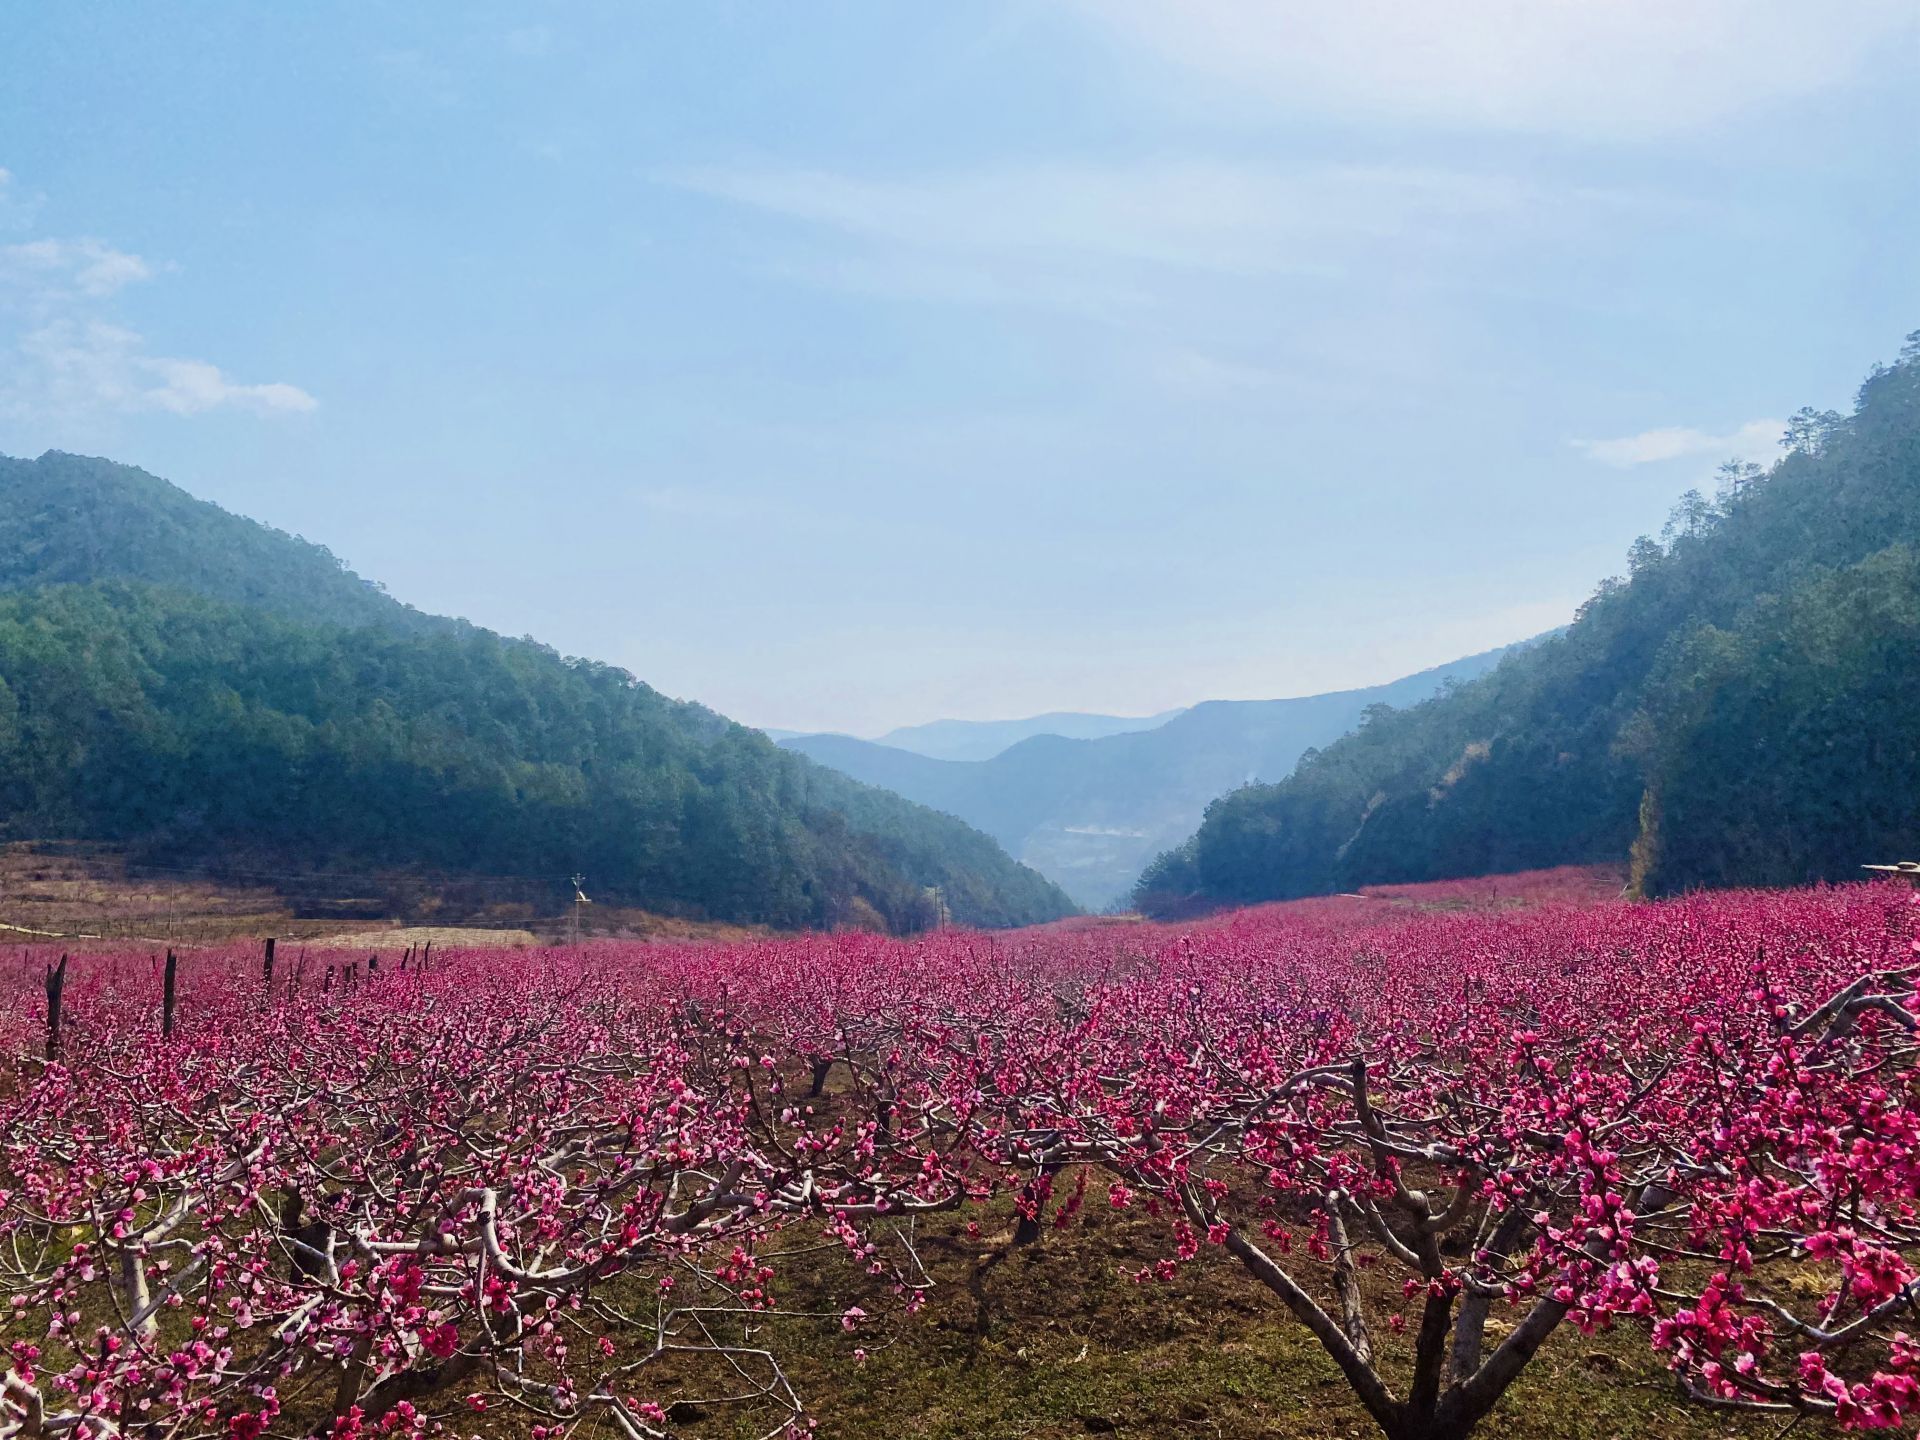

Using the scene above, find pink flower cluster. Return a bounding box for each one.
[3,875,1918,1437]
[1356,862,1628,909]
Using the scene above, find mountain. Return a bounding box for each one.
[779,646,1520,909]
[0,453,1076,933]
[0,451,441,632]
[1147,332,1920,914]
[870,709,1188,763]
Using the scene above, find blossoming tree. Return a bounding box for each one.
[6,878,1919,1439]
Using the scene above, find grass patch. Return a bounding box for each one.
[741,1200,1794,1440]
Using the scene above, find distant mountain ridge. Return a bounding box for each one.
[779,644,1525,909]
[870,709,1189,762]
[0,451,1076,932]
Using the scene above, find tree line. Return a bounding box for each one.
[0,582,1075,931]
[1137,333,1920,913]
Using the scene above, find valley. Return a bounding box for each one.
[777,644,1519,909]
[5,15,1919,1435]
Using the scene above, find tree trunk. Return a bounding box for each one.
[44,955,66,1061]
[161,950,177,1040]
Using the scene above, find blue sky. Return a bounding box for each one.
[3,2,1917,735]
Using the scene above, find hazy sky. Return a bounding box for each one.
[3,3,1917,734]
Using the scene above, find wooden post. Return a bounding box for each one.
[162,949,177,1040]
[45,954,67,1062]
[421,939,432,970]
[263,937,276,989]
[367,952,379,975]
[323,964,334,995]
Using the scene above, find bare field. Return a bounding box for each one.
[0,842,771,948]
[298,923,542,949]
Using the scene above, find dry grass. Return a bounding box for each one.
[0,841,300,943]
[0,842,774,948]
[736,1199,1794,1440]
[299,923,542,949]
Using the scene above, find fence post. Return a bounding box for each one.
[162,949,177,1040]
[263,937,276,990]
[368,952,379,976]
[45,954,67,1062]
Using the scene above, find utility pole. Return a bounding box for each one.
[569,874,591,948]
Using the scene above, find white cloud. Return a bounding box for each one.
[0,237,155,298]
[668,160,1543,279]
[1573,419,1785,467]
[1075,0,1918,141]
[0,186,317,427]
[662,160,1656,369]
[136,355,318,415]
[9,320,317,419]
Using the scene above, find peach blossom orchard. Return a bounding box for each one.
[4,872,1920,1440]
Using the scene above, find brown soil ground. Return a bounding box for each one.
[0,842,768,948]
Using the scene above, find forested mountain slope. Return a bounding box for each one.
[1140,333,1920,913]
[0,451,439,631]
[782,645,1519,909]
[0,456,1075,932]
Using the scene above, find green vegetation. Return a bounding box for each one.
[0,451,439,631]
[0,455,1075,932]
[1141,333,1920,913]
